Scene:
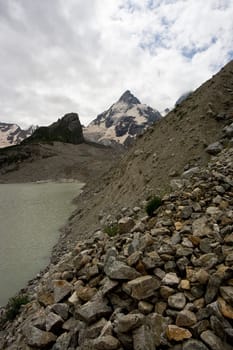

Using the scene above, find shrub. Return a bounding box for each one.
[5,294,29,321]
[145,196,162,217]
[104,224,119,237]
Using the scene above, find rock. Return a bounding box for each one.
[162,272,180,286]
[220,286,233,306]
[115,313,144,333]
[205,274,222,303]
[22,325,57,347]
[50,303,69,320]
[76,294,112,324]
[123,275,160,300]
[192,216,212,237]
[176,309,197,327]
[76,285,97,301]
[166,325,192,341]
[193,253,218,269]
[205,142,223,155]
[183,339,209,350]
[53,280,72,303]
[182,167,200,178]
[168,293,186,310]
[104,252,140,280]
[133,324,155,350]
[46,312,63,332]
[147,313,169,346]
[218,297,233,319]
[92,335,120,349]
[200,329,233,350]
[118,216,135,234]
[78,317,107,344]
[138,301,154,314]
[51,332,72,350]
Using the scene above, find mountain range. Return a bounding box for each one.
[0,123,35,148]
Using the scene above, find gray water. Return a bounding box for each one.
[0,181,83,307]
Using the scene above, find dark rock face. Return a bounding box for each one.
[23,113,84,145]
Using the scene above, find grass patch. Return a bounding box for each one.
[104,224,119,237]
[5,294,29,321]
[145,196,162,217]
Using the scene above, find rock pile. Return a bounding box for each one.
[1,141,233,350]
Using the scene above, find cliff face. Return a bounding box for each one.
[23,113,84,145]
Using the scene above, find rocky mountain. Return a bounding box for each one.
[23,113,84,145]
[0,122,35,148]
[84,90,161,147]
[175,91,192,106]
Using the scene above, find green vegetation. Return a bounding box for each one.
[5,294,29,321]
[145,196,162,217]
[104,224,119,237]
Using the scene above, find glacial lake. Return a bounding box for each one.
[0,181,84,307]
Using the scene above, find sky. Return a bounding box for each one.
[0,0,233,128]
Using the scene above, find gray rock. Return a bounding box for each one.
[22,325,57,347]
[115,313,144,333]
[104,254,140,280]
[176,309,197,327]
[123,275,160,300]
[182,167,200,178]
[168,293,186,310]
[46,312,63,332]
[192,216,212,237]
[92,335,120,349]
[201,330,233,350]
[205,142,223,155]
[133,324,155,350]
[162,272,180,286]
[51,332,72,350]
[183,339,209,350]
[205,274,222,304]
[78,318,107,345]
[193,253,218,269]
[50,303,69,320]
[76,294,112,324]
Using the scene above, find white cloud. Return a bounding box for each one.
[0,0,232,128]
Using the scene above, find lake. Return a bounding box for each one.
[0,181,84,307]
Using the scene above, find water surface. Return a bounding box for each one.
[0,181,83,306]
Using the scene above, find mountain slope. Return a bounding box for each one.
[84,90,161,147]
[0,122,35,148]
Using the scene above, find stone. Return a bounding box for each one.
[200,330,232,350]
[192,216,212,237]
[162,272,180,286]
[138,301,154,314]
[123,275,160,300]
[78,317,107,344]
[46,312,63,332]
[180,280,190,290]
[147,312,169,347]
[22,325,57,347]
[53,280,72,303]
[168,293,186,310]
[115,313,144,333]
[100,277,119,296]
[76,285,97,301]
[194,253,218,269]
[104,254,140,280]
[218,297,233,319]
[176,309,197,327]
[92,335,120,349]
[182,167,200,178]
[76,294,112,324]
[220,286,233,306]
[51,332,72,350]
[183,339,209,350]
[196,269,209,284]
[205,274,222,304]
[118,216,135,234]
[50,303,69,320]
[205,142,223,155]
[133,324,155,350]
[166,325,192,341]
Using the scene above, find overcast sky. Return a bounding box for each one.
[0,0,233,128]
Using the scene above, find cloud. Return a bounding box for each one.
[0,0,232,128]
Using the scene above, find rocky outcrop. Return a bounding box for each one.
[1,140,233,350]
[23,113,84,145]
[84,90,161,148]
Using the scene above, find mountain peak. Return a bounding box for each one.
[118,90,141,105]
